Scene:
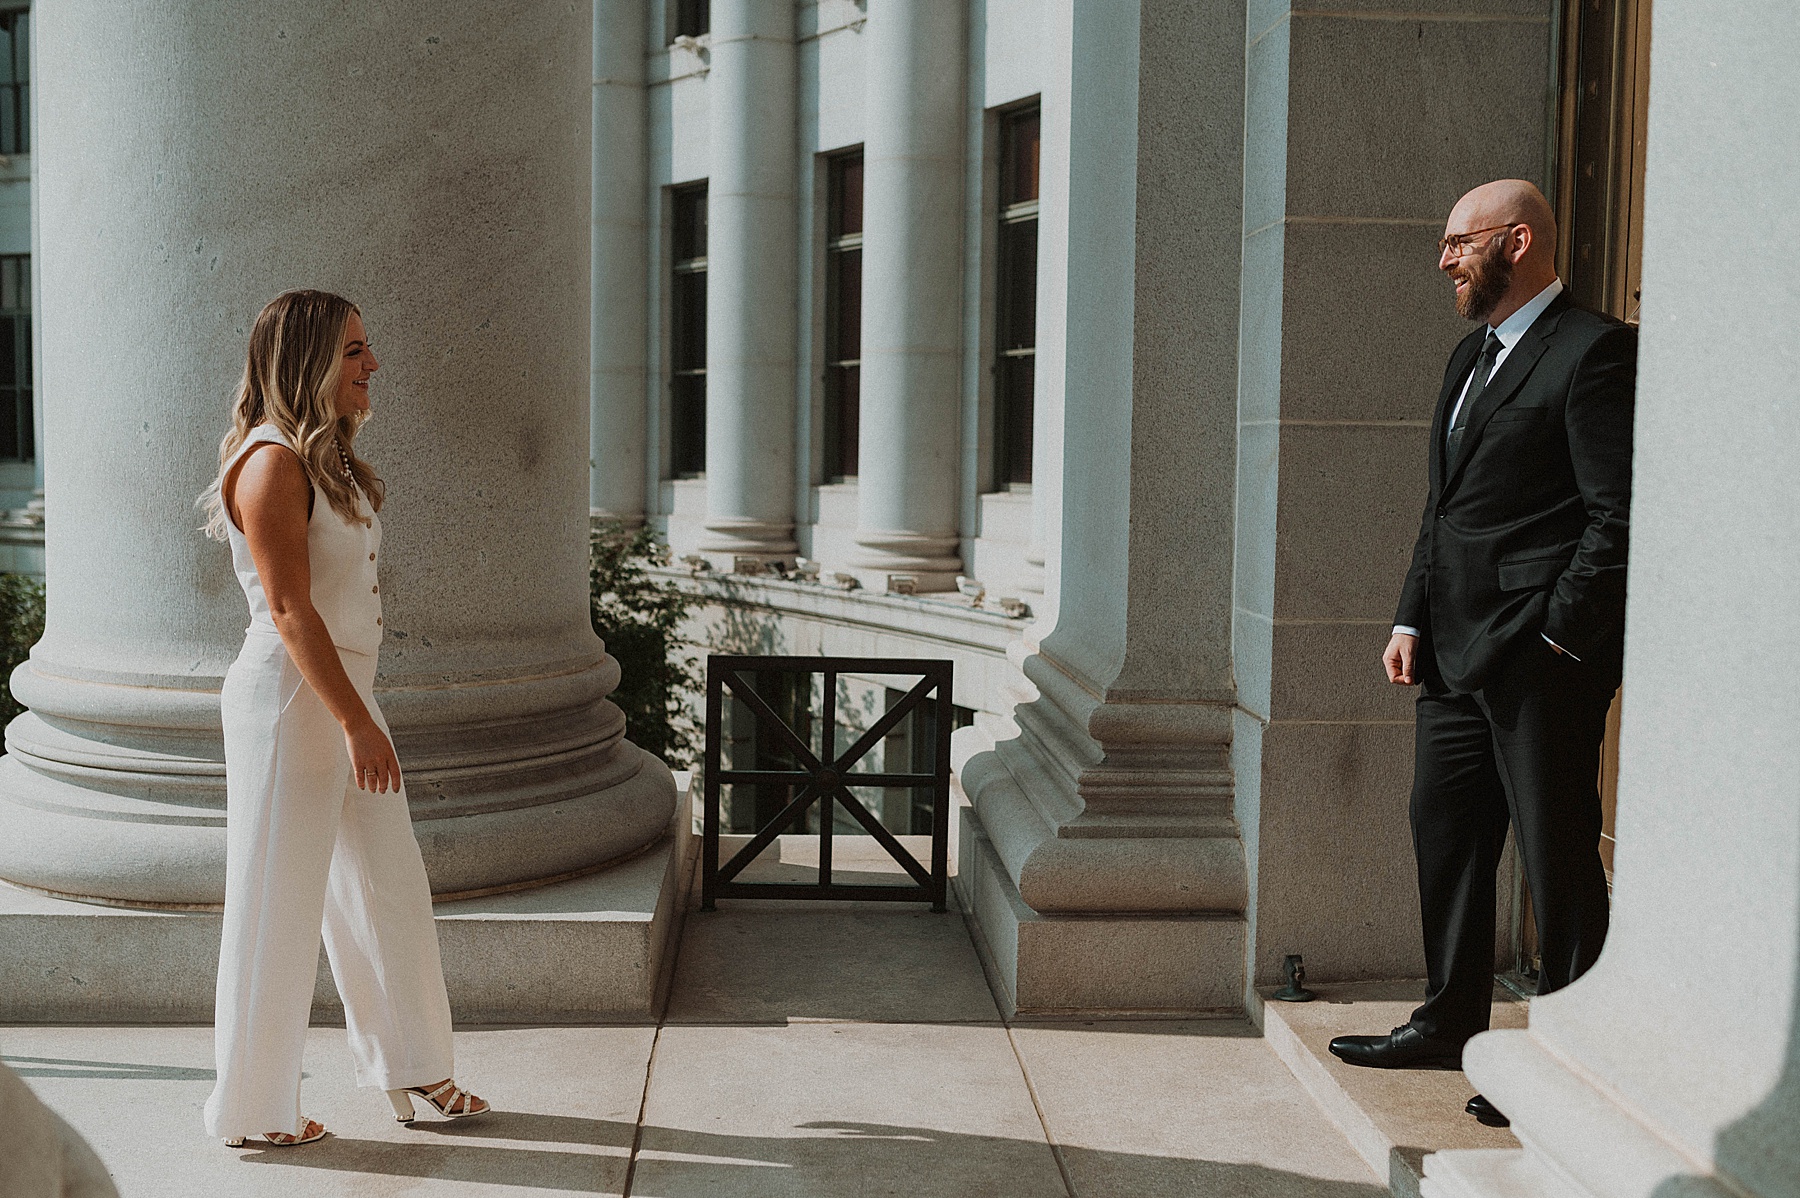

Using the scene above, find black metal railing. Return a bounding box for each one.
[701,655,952,912]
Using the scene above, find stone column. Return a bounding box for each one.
[955,0,1250,1013]
[850,0,966,592]
[591,0,650,528]
[1425,8,1800,1195]
[699,0,797,564]
[0,0,677,908]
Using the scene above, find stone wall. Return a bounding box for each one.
[1232,0,1556,990]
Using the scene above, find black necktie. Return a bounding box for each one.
[1446,330,1502,463]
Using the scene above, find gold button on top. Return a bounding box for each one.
[369,553,375,561]
[372,585,379,593]
[376,617,382,625]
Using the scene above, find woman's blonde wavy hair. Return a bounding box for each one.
[199,289,384,541]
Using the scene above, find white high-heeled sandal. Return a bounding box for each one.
[386,1080,489,1124]
[224,1118,327,1148]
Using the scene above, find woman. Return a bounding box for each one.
[198,290,489,1147]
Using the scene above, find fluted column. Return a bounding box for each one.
[851,0,967,591]
[591,0,650,528]
[0,0,676,908]
[699,0,797,563]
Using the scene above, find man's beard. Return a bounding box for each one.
[1453,238,1512,321]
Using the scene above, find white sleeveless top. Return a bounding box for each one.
[224,424,384,656]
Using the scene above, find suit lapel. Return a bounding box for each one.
[1441,296,1570,493]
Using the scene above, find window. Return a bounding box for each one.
[993,104,1039,488]
[0,9,26,157]
[673,0,710,39]
[670,185,708,478]
[0,254,30,461]
[823,151,863,482]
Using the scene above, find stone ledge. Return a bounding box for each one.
[1258,979,1525,1198]
[0,805,694,1025]
[659,565,1028,649]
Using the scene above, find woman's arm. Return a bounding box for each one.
[226,443,402,793]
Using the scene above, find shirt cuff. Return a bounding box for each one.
[1541,632,1581,661]
[1392,625,1420,638]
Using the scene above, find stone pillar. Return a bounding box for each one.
[591,0,650,528]
[0,0,677,908]
[955,0,1250,1013]
[1425,8,1800,1195]
[699,0,797,565]
[1230,0,1551,995]
[850,0,966,592]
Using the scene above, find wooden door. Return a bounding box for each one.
[1517,0,1651,978]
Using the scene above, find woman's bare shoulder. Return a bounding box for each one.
[228,441,311,518]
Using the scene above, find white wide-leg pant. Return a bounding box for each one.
[204,632,453,1140]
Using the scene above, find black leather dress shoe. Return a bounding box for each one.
[1326,1024,1464,1070]
[1465,1094,1510,1127]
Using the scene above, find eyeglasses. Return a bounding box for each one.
[1437,224,1518,257]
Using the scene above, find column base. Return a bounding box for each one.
[1420,1028,1722,1198]
[849,528,963,593]
[696,517,797,568]
[844,566,961,594]
[955,808,1244,1015]
[0,656,679,907]
[0,781,696,1023]
[0,746,676,908]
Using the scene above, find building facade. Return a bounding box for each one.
[603,2,1794,1193]
[0,1,39,572]
[0,1,1789,1194]
[607,0,1555,1014]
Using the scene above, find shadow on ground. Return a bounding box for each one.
[2,1055,217,1082]
[230,1113,1383,1197]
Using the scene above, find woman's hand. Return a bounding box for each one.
[345,718,403,793]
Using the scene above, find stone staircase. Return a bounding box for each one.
[1259,979,1528,1197]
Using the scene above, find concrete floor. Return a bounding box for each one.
[5,885,1386,1197]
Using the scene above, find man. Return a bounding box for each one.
[1328,180,1636,1129]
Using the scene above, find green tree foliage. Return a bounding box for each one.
[0,572,44,725]
[588,521,702,767]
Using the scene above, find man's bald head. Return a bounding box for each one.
[1447,179,1557,267]
[1440,179,1561,324]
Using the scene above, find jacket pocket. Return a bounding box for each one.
[1497,551,1568,592]
[1488,405,1550,424]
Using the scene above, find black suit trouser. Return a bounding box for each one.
[1408,636,1617,1043]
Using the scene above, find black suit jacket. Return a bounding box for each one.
[1396,293,1637,693]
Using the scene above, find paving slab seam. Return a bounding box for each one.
[1001,1023,1081,1198]
[620,853,699,1198]
[962,894,1081,1198]
[618,1021,664,1198]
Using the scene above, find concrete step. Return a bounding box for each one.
[0,811,693,1025]
[1259,979,1526,1198]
